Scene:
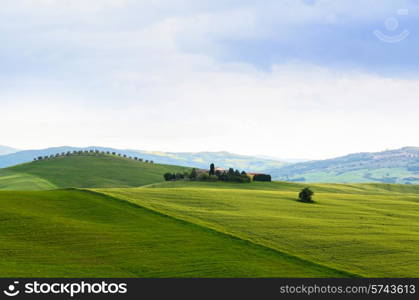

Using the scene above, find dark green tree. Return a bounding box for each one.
[175,173,184,180]
[253,174,272,182]
[299,188,314,203]
[164,173,174,181]
[190,168,198,179]
[209,163,215,176]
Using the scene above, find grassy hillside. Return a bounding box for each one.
[1,154,418,277]
[0,189,348,277]
[3,155,189,190]
[0,170,57,191]
[99,181,419,277]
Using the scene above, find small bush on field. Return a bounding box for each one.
[299,188,314,203]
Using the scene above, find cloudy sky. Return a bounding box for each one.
[1,0,418,159]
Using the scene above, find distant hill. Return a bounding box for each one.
[133,150,287,172]
[270,147,419,184]
[0,146,287,171]
[2,146,418,184]
[1,154,190,190]
[0,146,105,168]
[0,145,19,156]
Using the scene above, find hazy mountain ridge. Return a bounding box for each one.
[269,147,419,184]
[135,150,287,172]
[1,146,418,184]
[0,145,19,156]
[0,146,287,171]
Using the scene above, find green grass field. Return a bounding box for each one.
[99,181,419,277]
[3,155,189,189]
[0,189,349,277]
[145,180,419,194]
[0,156,418,278]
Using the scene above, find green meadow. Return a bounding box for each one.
[0,189,348,277]
[0,155,418,277]
[100,182,419,277]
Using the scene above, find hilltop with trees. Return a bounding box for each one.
[33,149,154,164]
[3,154,187,190]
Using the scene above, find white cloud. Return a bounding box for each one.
[2,59,418,158]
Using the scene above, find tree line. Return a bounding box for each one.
[164,163,271,183]
[164,167,250,183]
[253,174,272,182]
[33,150,154,163]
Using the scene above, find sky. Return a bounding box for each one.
[1,0,418,159]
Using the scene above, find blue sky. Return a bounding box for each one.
[181,0,419,74]
[1,0,418,159]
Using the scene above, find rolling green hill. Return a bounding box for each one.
[2,146,419,184]
[1,154,189,190]
[1,155,418,278]
[0,189,348,277]
[99,181,419,277]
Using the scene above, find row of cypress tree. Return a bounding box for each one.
[34,150,154,163]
